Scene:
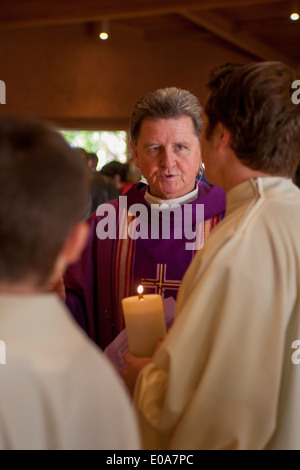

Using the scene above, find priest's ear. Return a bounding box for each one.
[130,140,140,169]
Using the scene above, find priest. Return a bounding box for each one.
[64,87,226,350]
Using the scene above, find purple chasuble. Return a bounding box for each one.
[64,181,226,350]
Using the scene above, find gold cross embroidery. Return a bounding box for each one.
[141,263,181,297]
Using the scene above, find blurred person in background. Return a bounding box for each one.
[100,160,133,195]
[76,148,119,219]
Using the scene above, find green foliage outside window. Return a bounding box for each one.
[60,130,127,170]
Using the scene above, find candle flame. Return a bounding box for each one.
[137,285,144,295]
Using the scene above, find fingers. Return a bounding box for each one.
[48,275,66,302]
[123,351,134,365]
[121,353,152,397]
[153,336,166,356]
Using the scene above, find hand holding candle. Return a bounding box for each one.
[122,285,167,357]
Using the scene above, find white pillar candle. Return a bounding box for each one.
[122,288,166,357]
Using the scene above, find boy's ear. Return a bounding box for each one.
[217,123,232,151]
[48,222,90,294]
[61,222,90,266]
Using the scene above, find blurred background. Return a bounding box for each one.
[0,0,299,170]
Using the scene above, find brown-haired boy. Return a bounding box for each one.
[0,116,140,450]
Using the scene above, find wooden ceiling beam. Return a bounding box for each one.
[179,9,296,67]
[0,0,285,30]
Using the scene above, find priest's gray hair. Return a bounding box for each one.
[129,87,203,145]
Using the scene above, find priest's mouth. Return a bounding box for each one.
[161,174,178,179]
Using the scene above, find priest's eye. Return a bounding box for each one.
[176,144,185,151]
[149,146,160,153]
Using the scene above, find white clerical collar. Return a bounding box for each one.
[144,185,198,208]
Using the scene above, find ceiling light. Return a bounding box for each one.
[99,20,109,40]
[290,0,300,20]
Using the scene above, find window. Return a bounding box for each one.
[60,129,127,171]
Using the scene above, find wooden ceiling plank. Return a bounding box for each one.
[0,0,286,29]
[179,10,296,67]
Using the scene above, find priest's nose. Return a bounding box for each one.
[160,148,176,169]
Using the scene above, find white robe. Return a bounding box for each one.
[0,293,141,450]
[134,177,300,450]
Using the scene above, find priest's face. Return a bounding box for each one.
[130,116,201,199]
